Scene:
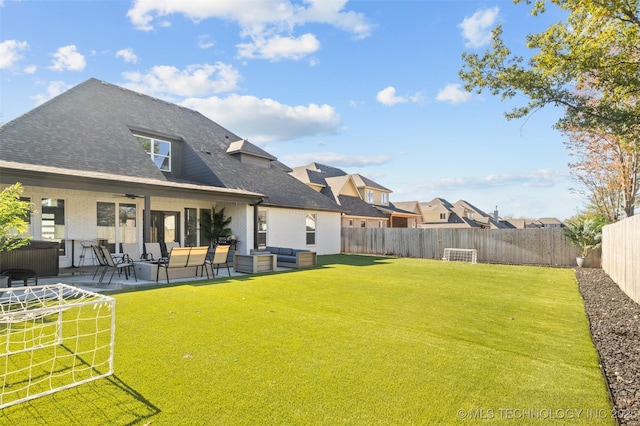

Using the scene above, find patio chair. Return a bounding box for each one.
[92,244,108,280]
[121,243,145,261]
[186,246,209,279]
[156,247,192,284]
[97,245,137,284]
[144,242,163,261]
[205,244,231,277]
[164,241,180,256]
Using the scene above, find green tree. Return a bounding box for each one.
[0,183,32,253]
[459,0,640,136]
[200,206,232,246]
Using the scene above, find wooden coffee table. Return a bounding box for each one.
[233,253,277,274]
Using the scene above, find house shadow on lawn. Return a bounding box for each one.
[317,253,394,267]
[0,374,160,425]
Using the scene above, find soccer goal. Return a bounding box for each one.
[0,283,115,409]
[442,248,478,264]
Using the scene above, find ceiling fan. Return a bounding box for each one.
[113,193,145,199]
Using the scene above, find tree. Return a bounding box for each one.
[0,183,32,253]
[459,0,640,137]
[562,122,639,221]
[200,206,232,246]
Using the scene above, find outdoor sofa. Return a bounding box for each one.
[261,246,317,268]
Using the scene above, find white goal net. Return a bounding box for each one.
[442,248,478,264]
[0,284,115,409]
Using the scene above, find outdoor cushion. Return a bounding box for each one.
[279,248,294,256]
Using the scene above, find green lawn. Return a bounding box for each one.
[2,255,614,425]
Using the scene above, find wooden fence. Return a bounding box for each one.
[602,215,640,305]
[341,227,593,267]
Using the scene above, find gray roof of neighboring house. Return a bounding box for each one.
[338,195,388,218]
[376,203,420,216]
[0,78,342,212]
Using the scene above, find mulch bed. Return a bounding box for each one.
[576,268,640,425]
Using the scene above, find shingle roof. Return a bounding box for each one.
[0,78,342,212]
[337,195,388,218]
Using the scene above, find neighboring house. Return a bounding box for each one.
[0,78,343,269]
[526,217,564,228]
[290,163,418,228]
[396,197,510,229]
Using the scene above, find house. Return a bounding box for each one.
[0,78,344,269]
[526,217,564,228]
[290,163,419,228]
[395,197,510,229]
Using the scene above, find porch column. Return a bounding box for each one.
[143,195,151,243]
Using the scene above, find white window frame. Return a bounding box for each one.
[136,134,172,172]
[367,190,374,203]
[381,193,388,204]
[306,213,316,246]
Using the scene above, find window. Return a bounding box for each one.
[439,213,446,220]
[306,213,316,245]
[19,197,32,237]
[136,135,171,171]
[379,221,383,228]
[381,193,388,204]
[348,219,353,227]
[367,190,374,203]
[42,198,65,256]
[97,202,137,253]
[360,220,366,228]
[467,212,474,220]
[199,208,212,247]
[257,210,267,247]
[185,208,198,247]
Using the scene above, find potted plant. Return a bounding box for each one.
[563,215,604,267]
[0,183,33,286]
[200,206,232,247]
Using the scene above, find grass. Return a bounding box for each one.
[2,255,614,425]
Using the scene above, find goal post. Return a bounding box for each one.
[442,248,478,264]
[0,284,115,409]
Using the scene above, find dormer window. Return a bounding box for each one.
[367,190,374,203]
[381,193,388,204]
[136,135,171,171]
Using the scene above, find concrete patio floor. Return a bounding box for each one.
[32,263,266,293]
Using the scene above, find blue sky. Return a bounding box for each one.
[0,0,581,220]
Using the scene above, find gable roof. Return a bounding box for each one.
[0,78,341,212]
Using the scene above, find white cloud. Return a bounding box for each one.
[32,81,72,105]
[420,169,567,191]
[0,40,28,69]
[181,94,341,144]
[376,86,423,107]
[459,7,499,48]
[435,83,472,104]
[237,33,320,61]
[49,45,86,71]
[24,65,37,74]
[283,152,390,168]
[116,48,138,63]
[198,34,215,49]
[121,62,241,98]
[126,0,371,60]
